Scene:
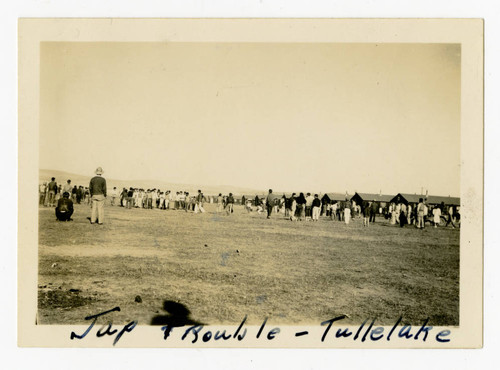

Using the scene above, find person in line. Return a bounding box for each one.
[159,191,166,209]
[126,187,134,209]
[132,188,139,208]
[216,193,224,213]
[138,189,145,208]
[47,177,57,207]
[165,190,171,209]
[344,203,351,224]
[312,194,321,221]
[254,195,262,214]
[76,186,83,204]
[70,185,77,202]
[146,189,152,209]
[395,203,401,224]
[184,192,192,212]
[338,201,344,221]
[266,189,274,219]
[226,193,234,215]
[370,200,378,223]
[433,204,442,228]
[194,190,206,214]
[406,202,413,225]
[295,193,306,221]
[400,202,407,227]
[445,205,456,228]
[178,191,185,210]
[55,192,74,221]
[55,185,62,204]
[305,193,314,221]
[39,182,47,206]
[84,187,90,205]
[174,192,179,210]
[89,167,107,225]
[284,194,291,218]
[63,179,72,195]
[289,193,297,221]
[455,206,461,227]
[362,201,370,227]
[416,198,425,229]
[109,187,118,206]
[151,189,157,209]
[274,198,280,214]
[389,203,396,225]
[120,188,127,207]
[330,201,338,221]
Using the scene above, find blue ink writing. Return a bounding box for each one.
[414,318,433,342]
[70,307,137,346]
[436,330,451,343]
[320,315,348,342]
[295,331,309,337]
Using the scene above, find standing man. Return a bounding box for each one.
[195,190,206,213]
[47,177,57,207]
[305,193,314,221]
[71,185,78,202]
[110,187,118,206]
[416,198,425,229]
[89,167,107,225]
[445,205,456,228]
[39,182,47,206]
[312,194,321,221]
[76,186,83,204]
[226,193,235,215]
[217,193,224,213]
[266,189,274,219]
[370,200,378,223]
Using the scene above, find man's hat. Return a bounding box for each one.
[95,167,103,175]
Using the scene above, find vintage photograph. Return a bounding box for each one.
[37,41,461,327]
[17,18,483,349]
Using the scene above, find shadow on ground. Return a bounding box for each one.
[151,300,205,326]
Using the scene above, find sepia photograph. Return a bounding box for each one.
[37,41,461,326]
[18,18,483,348]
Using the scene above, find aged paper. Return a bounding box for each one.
[18,18,483,348]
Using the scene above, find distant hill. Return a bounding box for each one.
[39,169,266,196]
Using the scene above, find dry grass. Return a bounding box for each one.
[38,202,459,326]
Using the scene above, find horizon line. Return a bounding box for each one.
[39,168,460,198]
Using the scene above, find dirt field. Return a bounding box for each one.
[37,202,459,327]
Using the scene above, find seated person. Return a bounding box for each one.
[56,192,74,221]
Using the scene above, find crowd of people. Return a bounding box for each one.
[39,178,92,207]
[39,173,460,229]
[109,187,209,214]
[384,199,460,229]
[39,167,107,223]
[244,190,460,229]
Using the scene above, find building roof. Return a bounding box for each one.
[390,193,460,205]
[351,192,394,203]
[322,192,351,201]
[426,195,460,205]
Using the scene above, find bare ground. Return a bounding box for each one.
[37,202,459,327]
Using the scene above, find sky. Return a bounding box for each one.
[40,42,460,196]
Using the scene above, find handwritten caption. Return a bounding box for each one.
[70,307,452,346]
